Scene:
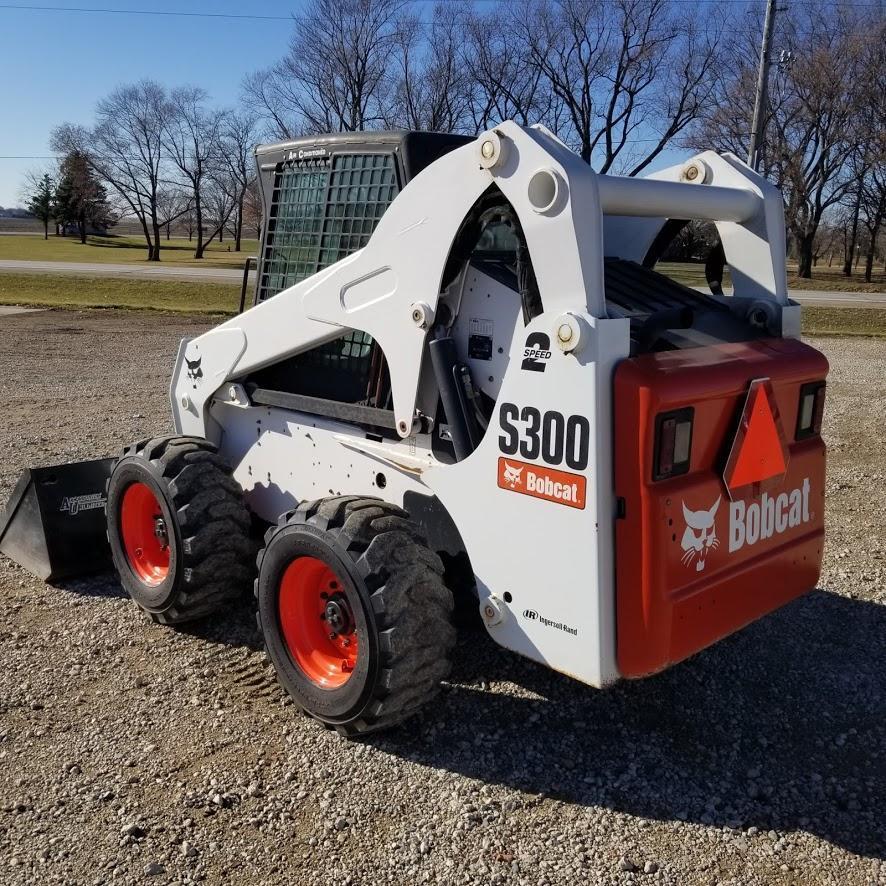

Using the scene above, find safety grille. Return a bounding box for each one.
[257,153,399,302]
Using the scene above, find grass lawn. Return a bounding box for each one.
[801,306,886,337]
[0,233,259,269]
[657,261,885,294]
[1,272,884,337]
[786,267,886,293]
[0,273,240,315]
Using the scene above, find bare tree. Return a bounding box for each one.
[513,0,606,164]
[52,81,168,260]
[243,0,405,138]
[773,14,861,277]
[243,177,263,242]
[220,111,261,252]
[387,2,472,132]
[512,0,720,172]
[156,187,192,241]
[856,17,886,283]
[860,173,885,282]
[462,5,560,132]
[696,3,875,278]
[162,87,226,259]
[811,219,843,268]
[201,176,237,253]
[840,167,867,277]
[182,206,197,242]
[241,68,297,140]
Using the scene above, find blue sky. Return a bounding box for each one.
[0,0,694,208]
[0,1,297,206]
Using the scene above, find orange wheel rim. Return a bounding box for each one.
[278,556,358,688]
[120,482,171,586]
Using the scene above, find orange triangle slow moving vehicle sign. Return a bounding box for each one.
[723,378,790,499]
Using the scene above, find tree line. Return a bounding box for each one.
[25,0,885,278]
[697,1,885,280]
[49,86,260,261]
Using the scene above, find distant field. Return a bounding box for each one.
[0,233,259,269]
[1,272,884,337]
[0,216,260,238]
[0,217,42,233]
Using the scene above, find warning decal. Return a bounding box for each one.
[723,377,790,498]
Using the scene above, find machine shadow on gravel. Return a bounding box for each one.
[64,573,884,859]
[370,588,886,860]
[58,571,129,600]
[175,598,266,652]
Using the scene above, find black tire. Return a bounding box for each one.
[106,435,256,624]
[256,496,456,736]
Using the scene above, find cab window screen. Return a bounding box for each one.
[320,154,398,269]
[258,158,329,302]
[257,152,398,302]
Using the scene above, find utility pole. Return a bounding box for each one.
[747,0,778,171]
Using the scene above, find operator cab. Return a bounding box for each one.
[247,131,470,419]
[253,130,472,305]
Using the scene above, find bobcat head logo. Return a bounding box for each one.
[681,497,721,572]
[502,462,524,488]
[186,356,203,382]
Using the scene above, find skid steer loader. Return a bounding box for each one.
[2,123,828,736]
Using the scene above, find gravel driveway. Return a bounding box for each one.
[1,309,884,886]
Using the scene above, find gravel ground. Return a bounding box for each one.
[0,309,884,886]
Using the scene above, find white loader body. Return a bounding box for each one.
[168,121,814,689]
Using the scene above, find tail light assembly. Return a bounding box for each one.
[653,407,694,480]
[796,382,826,440]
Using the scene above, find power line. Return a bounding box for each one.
[0,4,293,20]
[0,0,882,12]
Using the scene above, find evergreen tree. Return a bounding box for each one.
[26,173,54,240]
[54,152,115,243]
[53,174,76,236]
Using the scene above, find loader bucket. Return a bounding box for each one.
[0,458,116,581]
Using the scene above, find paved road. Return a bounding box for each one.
[0,305,43,316]
[780,289,886,307]
[0,259,883,307]
[0,259,250,285]
[689,286,886,309]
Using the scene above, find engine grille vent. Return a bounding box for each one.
[604,259,726,322]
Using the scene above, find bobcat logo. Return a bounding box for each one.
[502,461,524,488]
[186,356,203,382]
[681,497,721,572]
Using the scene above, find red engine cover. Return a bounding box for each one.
[614,338,828,678]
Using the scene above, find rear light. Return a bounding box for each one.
[653,407,694,480]
[796,382,826,440]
